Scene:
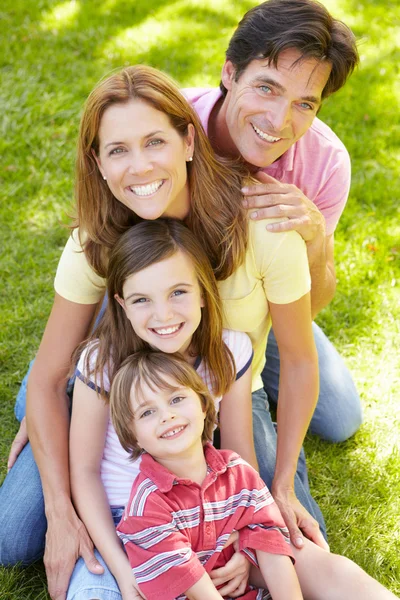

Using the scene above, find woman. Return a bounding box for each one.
[0,65,321,599]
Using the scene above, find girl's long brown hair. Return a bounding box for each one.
[79,219,236,400]
[75,64,247,281]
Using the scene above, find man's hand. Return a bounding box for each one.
[242,172,325,243]
[44,504,104,600]
[7,417,29,471]
[272,485,329,552]
[210,532,250,597]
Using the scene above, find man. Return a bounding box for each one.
[2,1,361,598]
[183,0,362,551]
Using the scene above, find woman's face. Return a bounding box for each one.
[95,99,195,221]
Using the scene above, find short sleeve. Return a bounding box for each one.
[250,219,311,305]
[117,493,205,600]
[233,464,294,562]
[314,147,350,235]
[54,229,106,304]
[222,330,253,380]
[75,341,111,394]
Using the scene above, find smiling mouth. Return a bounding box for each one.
[160,425,187,439]
[129,180,164,196]
[251,123,281,143]
[150,323,184,336]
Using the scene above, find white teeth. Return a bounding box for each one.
[130,180,163,196]
[153,325,181,335]
[161,426,185,438]
[252,124,281,143]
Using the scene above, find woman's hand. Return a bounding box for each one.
[272,485,329,551]
[209,532,250,597]
[7,416,29,470]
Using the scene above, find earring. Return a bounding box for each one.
[187,157,193,162]
[103,176,107,180]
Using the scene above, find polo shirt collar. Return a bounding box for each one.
[139,443,228,493]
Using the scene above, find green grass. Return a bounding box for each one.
[1,0,399,597]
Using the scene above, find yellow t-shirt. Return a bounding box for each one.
[54,220,310,391]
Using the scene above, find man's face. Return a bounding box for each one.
[221,48,332,168]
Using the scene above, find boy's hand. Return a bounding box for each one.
[210,533,250,597]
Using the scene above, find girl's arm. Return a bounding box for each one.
[268,293,326,549]
[26,293,101,599]
[256,551,303,600]
[69,378,138,596]
[219,366,259,471]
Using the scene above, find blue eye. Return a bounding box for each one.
[133,297,148,304]
[259,85,272,94]
[109,147,125,156]
[172,289,185,297]
[148,138,164,147]
[299,102,313,110]
[140,408,154,418]
[171,396,184,405]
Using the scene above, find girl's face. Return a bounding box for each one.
[95,99,195,221]
[116,250,204,359]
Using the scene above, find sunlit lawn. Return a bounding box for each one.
[0,0,399,597]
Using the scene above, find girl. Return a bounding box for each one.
[69,219,258,599]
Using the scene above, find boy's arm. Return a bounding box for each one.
[256,551,303,600]
[185,573,224,600]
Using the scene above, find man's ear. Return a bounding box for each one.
[221,60,236,92]
[92,148,106,180]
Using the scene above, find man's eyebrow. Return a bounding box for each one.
[104,130,165,149]
[253,76,321,104]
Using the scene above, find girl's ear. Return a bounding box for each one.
[114,294,126,313]
[92,148,106,180]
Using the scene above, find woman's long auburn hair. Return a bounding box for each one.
[75,64,248,281]
[79,219,236,400]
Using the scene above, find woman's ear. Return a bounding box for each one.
[92,148,106,180]
[185,123,195,161]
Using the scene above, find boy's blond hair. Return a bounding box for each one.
[110,351,217,459]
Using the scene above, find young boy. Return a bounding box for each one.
[110,351,302,600]
[110,351,400,600]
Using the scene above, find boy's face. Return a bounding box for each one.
[131,377,206,461]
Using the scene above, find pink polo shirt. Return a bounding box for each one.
[184,87,351,236]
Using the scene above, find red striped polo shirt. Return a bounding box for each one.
[117,444,293,600]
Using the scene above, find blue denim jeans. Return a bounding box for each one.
[67,508,124,600]
[0,322,362,572]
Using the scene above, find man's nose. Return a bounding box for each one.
[267,99,291,132]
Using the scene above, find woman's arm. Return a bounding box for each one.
[219,366,258,471]
[268,294,326,549]
[26,293,101,600]
[69,378,137,595]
